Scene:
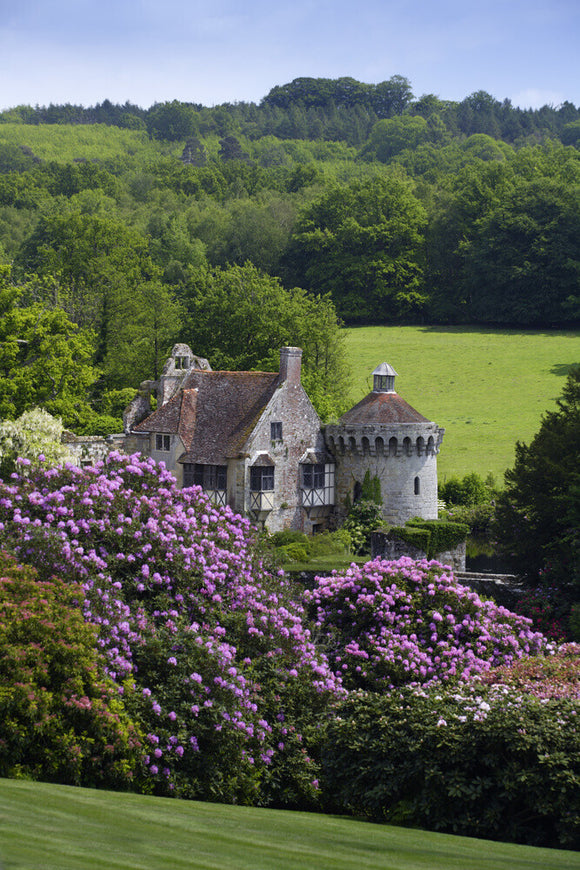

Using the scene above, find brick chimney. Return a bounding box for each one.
[279,347,302,386]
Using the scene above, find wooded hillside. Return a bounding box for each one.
[0,75,578,432]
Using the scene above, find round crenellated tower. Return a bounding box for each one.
[324,362,444,525]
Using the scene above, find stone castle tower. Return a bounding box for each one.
[325,363,444,525]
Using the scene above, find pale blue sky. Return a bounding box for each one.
[0,0,578,110]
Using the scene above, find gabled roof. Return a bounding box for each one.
[338,391,431,426]
[134,370,280,464]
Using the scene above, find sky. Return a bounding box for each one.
[0,0,579,112]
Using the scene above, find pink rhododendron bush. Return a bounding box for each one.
[322,644,580,850]
[0,452,577,848]
[304,557,545,690]
[0,453,340,806]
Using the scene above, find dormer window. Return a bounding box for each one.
[155,433,171,451]
[174,356,189,370]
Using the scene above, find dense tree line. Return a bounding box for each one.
[2,77,580,146]
[0,75,578,433]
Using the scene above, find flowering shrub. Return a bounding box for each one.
[0,453,340,805]
[0,551,143,788]
[513,584,569,641]
[0,408,73,478]
[304,557,545,690]
[478,642,580,699]
[322,654,580,849]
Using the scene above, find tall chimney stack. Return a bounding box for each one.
[279,347,302,386]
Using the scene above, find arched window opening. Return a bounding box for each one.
[403,436,412,456]
[414,476,420,495]
[389,437,398,457]
[375,436,384,455]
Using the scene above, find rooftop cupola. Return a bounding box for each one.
[372,362,397,393]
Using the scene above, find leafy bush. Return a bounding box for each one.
[322,653,580,849]
[343,500,383,555]
[513,585,570,641]
[441,501,496,536]
[308,530,351,559]
[269,529,352,565]
[383,525,431,553]
[0,551,142,789]
[0,453,340,805]
[304,557,545,691]
[268,530,310,549]
[404,518,468,557]
[439,472,497,507]
[0,408,73,478]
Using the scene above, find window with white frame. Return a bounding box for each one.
[249,464,275,513]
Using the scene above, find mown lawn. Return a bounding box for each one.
[1,780,579,870]
[345,325,580,481]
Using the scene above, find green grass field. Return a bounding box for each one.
[0,122,172,163]
[1,780,578,870]
[345,326,580,481]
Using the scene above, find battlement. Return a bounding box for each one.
[325,425,444,458]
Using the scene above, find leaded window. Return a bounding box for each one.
[250,465,274,491]
[183,463,227,505]
[302,463,325,489]
[155,433,171,452]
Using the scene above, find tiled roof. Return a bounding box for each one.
[134,370,279,464]
[338,391,431,425]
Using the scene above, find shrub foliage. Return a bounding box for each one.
[322,651,580,849]
[0,453,339,805]
[0,551,142,788]
[0,453,577,849]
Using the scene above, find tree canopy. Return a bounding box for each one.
[287,172,427,322]
[496,366,580,590]
[179,261,350,420]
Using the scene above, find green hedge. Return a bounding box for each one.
[385,525,431,553]
[406,519,468,557]
[322,681,580,849]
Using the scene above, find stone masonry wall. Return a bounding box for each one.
[244,377,328,533]
[326,422,442,525]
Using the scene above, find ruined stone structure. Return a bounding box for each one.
[120,347,444,534]
[125,346,332,534]
[325,363,444,526]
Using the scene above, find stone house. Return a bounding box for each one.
[124,345,334,533]
[123,345,444,533]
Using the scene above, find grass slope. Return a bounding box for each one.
[345,326,580,480]
[0,123,175,163]
[1,780,579,870]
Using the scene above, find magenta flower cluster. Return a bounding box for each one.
[0,453,340,800]
[304,557,545,690]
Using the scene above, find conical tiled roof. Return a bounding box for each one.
[339,391,431,425]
